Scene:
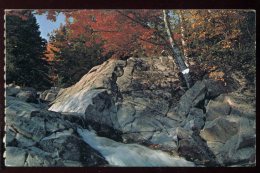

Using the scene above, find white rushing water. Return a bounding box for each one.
[77,128,195,167]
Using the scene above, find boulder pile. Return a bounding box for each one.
[5,56,256,166]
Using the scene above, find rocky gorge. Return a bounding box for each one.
[4,56,256,167]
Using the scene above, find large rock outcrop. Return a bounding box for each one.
[48,56,255,166]
[4,96,108,167]
[7,56,255,167]
[49,57,183,150]
[200,91,256,166]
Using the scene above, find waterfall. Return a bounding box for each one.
[77,128,194,167]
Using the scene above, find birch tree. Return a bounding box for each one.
[178,10,190,66]
[163,10,193,88]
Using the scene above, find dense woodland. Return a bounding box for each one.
[6,10,256,90]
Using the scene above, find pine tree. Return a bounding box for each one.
[49,25,108,87]
[6,11,51,90]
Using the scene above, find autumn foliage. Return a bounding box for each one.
[46,9,255,86]
[6,9,255,89]
[61,10,166,58]
[45,43,60,62]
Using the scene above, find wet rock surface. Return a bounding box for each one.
[5,56,256,167]
[6,84,38,103]
[49,57,184,150]
[39,87,62,102]
[49,57,255,166]
[4,96,108,166]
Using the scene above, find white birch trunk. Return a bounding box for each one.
[163,10,192,88]
[178,11,189,66]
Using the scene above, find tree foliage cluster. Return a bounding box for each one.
[6,11,51,90]
[6,10,255,90]
[47,9,255,88]
[182,10,256,84]
[48,25,108,87]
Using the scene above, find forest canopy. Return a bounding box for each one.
[5,9,256,90]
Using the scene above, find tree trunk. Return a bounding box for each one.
[163,10,192,88]
[178,11,189,66]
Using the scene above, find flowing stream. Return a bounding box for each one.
[77,128,195,167]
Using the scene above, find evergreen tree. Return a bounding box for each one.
[6,11,51,90]
[49,25,108,87]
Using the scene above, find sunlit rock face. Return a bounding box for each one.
[49,59,125,114]
[49,57,183,151]
[48,56,255,166]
